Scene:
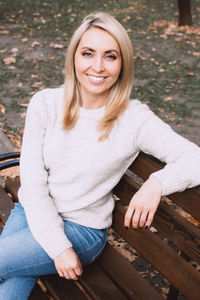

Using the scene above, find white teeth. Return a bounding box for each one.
[88,75,105,83]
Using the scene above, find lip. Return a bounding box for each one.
[86,74,108,84]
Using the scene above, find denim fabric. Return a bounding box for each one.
[0,202,108,300]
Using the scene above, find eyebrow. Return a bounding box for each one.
[80,47,120,55]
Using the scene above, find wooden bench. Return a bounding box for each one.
[0,151,200,300]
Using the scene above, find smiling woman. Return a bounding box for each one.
[62,12,134,140]
[1,12,200,300]
[74,27,122,109]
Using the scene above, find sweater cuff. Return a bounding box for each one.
[41,235,73,260]
[149,166,189,196]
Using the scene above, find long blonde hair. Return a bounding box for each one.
[62,12,134,141]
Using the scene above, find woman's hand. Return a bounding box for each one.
[124,176,162,229]
[54,247,83,280]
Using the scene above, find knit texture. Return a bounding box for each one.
[18,87,200,259]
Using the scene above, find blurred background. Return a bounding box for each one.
[0,0,200,150]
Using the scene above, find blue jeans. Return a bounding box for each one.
[0,202,108,300]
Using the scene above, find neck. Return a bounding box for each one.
[79,90,109,110]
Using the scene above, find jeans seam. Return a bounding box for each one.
[89,229,108,263]
[0,259,54,281]
[76,228,108,259]
[90,238,107,263]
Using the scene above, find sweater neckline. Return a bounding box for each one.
[79,105,105,119]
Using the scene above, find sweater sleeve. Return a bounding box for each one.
[18,89,72,259]
[132,100,200,196]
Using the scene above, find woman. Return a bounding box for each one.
[0,12,200,300]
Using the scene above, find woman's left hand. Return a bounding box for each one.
[124,176,162,229]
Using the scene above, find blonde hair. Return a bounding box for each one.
[62,12,134,141]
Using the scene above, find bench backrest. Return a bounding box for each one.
[112,152,200,300]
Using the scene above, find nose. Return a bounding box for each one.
[92,56,105,73]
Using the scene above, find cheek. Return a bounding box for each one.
[110,63,122,79]
[74,56,89,76]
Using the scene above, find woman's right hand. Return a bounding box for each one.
[54,247,83,280]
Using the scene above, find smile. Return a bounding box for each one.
[87,74,107,83]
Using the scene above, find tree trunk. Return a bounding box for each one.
[177,0,193,26]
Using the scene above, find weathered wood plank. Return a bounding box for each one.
[79,261,128,300]
[112,202,200,300]
[29,283,48,300]
[129,152,200,221]
[98,243,163,300]
[114,174,200,265]
[5,177,20,202]
[41,274,89,300]
[0,186,14,224]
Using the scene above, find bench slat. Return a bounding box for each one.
[98,243,163,300]
[130,152,200,221]
[0,186,14,224]
[113,202,200,300]
[79,261,128,300]
[114,174,200,265]
[5,177,20,202]
[29,283,48,300]
[41,274,89,300]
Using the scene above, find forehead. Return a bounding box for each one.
[77,27,120,52]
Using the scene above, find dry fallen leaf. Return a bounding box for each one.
[11,47,19,54]
[164,96,172,101]
[0,30,9,35]
[22,38,28,42]
[8,66,16,70]
[31,41,40,47]
[31,74,39,79]
[193,52,200,57]
[7,134,22,150]
[3,56,16,65]
[0,48,7,53]
[50,42,64,49]
[0,166,20,178]
[31,82,43,88]
[0,104,6,113]
[187,72,194,76]
[19,103,28,107]
[114,246,137,262]
[17,83,23,88]
[151,21,200,40]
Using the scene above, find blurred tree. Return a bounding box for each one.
[177,0,193,26]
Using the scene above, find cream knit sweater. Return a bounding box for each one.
[18,87,200,259]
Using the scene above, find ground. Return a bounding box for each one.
[0,0,200,298]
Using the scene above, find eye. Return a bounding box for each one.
[105,54,117,60]
[82,51,93,57]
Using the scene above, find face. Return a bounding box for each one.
[74,27,122,108]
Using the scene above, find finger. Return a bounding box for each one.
[57,269,64,278]
[124,204,135,227]
[139,210,148,228]
[132,209,142,229]
[145,210,155,228]
[74,265,83,276]
[68,269,78,281]
[63,272,70,280]
[77,257,83,273]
